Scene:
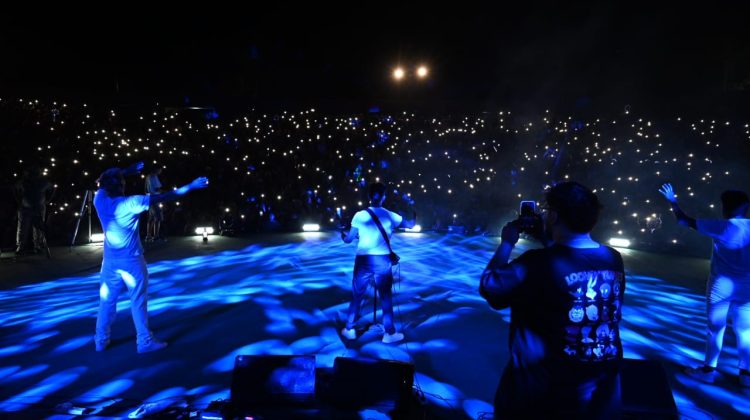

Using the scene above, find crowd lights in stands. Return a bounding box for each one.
[302,224,320,232]
[8,98,749,251]
[609,237,631,248]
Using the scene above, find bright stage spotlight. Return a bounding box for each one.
[393,67,405,81]
[609,238,631,248]
[195,227,215,243]
[90,233,105,242]
[405,225,422,233]
[302,224,320,232]
[416,66,428,78]
[195,227,215,235]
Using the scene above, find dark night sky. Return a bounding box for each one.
[1,2,749,113]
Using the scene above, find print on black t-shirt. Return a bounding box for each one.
[563,269,624,362]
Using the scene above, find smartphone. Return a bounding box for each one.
[520,200,536,216]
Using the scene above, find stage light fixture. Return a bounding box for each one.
[609,238,631,248]
[302,224,320,232]
[195,227,215,235]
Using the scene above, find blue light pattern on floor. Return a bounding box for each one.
[0,233,747,418]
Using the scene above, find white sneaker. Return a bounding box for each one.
[684,366,716,383]
[341,327,357,340]
[382,332,404,344]
[95,339,110,352]
[137,339,167,354]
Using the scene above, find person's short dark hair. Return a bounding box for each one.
[97,168,123,195]
[721,190,750,215]
[545,181,602,233]
[369,182,387,201]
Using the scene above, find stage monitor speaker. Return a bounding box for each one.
[621,358,678,419]
[230,355,316,409]
[327,357,414,410]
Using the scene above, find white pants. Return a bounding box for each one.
[704,275,750,369]
[95,256,152,346]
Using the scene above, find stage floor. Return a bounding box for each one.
[1,233,748,418]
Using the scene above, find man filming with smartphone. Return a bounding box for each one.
[480,182,626,419]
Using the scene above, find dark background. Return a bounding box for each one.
[2,2,750,114]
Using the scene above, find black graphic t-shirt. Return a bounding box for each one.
[481,243,625,416]
[506,244,624,364]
